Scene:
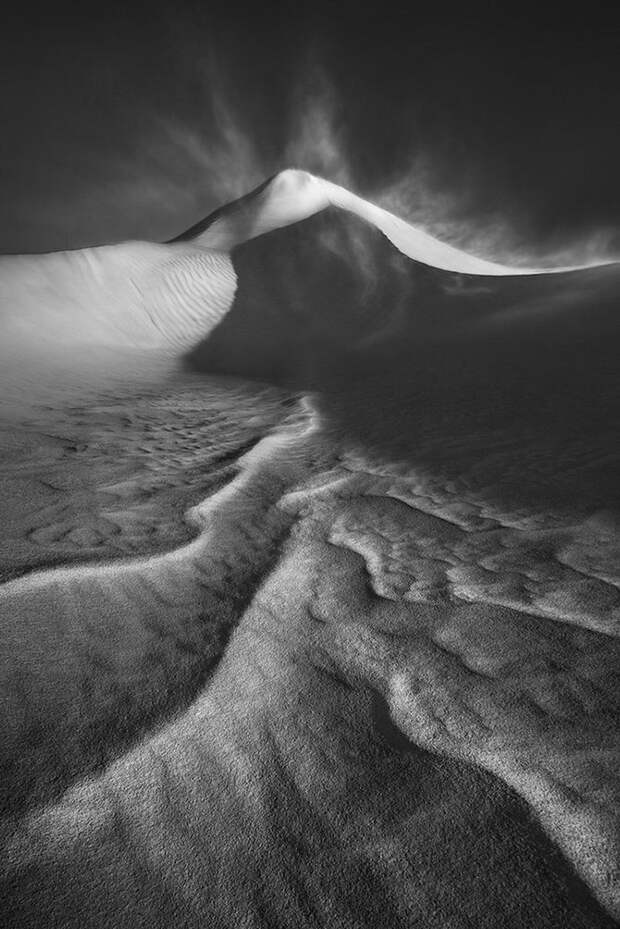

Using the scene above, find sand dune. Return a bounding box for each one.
[182,169,609,274]
[1,171,619,926]
[2,168,613,372]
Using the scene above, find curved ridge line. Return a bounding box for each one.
[187,169,619,277]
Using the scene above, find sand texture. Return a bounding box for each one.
[1,173,619,927]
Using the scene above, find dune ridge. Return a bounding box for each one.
[189,169,617,275]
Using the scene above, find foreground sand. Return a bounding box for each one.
[0,364,618,928]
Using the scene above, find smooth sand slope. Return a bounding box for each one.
[0,171,619,927]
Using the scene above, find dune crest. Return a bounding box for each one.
[190,169,615,275]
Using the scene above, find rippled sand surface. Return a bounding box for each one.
[1,173,619,927]
[0,362,617,928]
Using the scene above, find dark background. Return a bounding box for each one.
[1,4,619,261]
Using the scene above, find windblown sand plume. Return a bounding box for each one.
[0,170,619,927]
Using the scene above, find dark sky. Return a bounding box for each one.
[1,5,619,262]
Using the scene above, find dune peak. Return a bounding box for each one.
[187,169,616,277]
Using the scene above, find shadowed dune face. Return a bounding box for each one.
[188,207,416,381]
[188,208,620,512]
